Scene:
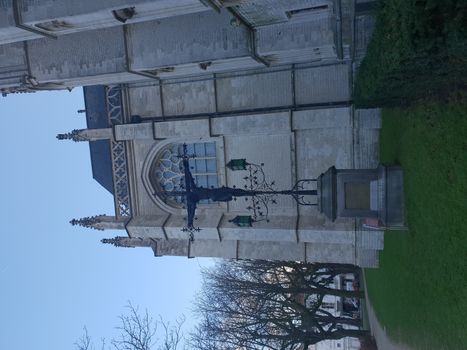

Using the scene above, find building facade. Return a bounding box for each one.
[1,0,383,267]
[0,0,376,95]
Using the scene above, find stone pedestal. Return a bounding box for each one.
[317,165,406,229]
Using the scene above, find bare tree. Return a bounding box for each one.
[158,316,186,350]
[75,327,94,350]
[190,260,367,350]
[75,303,186,350]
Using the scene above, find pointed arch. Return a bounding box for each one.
[141,137,226,215]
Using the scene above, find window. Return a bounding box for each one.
[149,142,218,207]
[321,302,335,309]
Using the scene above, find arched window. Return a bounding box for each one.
[149,142,218,207]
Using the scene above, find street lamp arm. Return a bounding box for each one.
[157,148,319,238]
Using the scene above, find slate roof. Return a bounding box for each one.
[83,85,114,194]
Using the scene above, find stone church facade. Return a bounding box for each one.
[0,0,383,267]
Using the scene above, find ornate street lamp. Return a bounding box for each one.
[156,144,318,241]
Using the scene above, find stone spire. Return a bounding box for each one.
[101,237,135,247]
[70,215,127,230]
[56,128,113,142]
[101,236,158,256]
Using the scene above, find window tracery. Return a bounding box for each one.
[149,142,218,207]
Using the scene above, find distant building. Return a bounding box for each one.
[307,273,362,350]
[1,0,384,267]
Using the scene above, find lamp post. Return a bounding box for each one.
[157,144,318,241]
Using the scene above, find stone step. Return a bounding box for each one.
[357,229,384,250]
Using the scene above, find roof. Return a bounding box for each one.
[83,85,114,194]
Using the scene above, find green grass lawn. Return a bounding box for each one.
[364,96,467,349]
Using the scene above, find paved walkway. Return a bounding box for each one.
[363,274,413,350]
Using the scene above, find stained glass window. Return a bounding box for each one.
[150,142,218,206]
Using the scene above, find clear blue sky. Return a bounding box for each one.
[0,89,212,349]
